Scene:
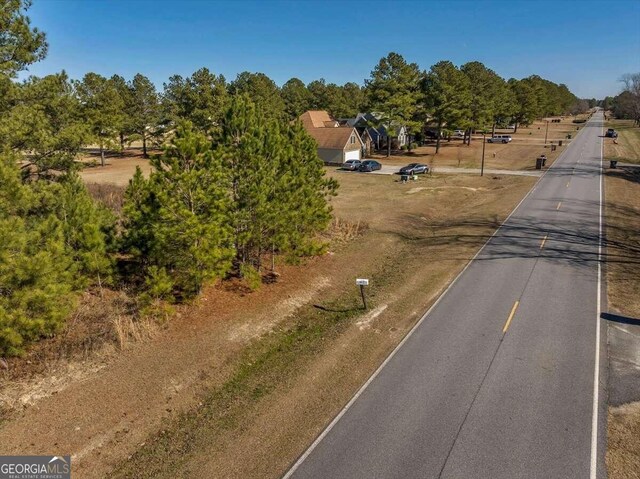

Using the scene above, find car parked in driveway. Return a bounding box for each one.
[399,163,429,175]
[487,135,512,143]
[343,159,362,170]
[358,160,382,172]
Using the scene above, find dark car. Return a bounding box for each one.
[605,128,618,138]
[358,160,382,172]
[399,163,429,175]
[342,159,362,171]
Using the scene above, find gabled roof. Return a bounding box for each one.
[299,111,364,150]
[305,126,362,150]
[299,110,336,129]
[338,118,358,127]
[366,127,384,140]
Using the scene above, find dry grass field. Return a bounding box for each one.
[0,160,537,477]
[370,116,585,171]
[603,119,640,479]
[605,119,640,165]
[79,148,154,186]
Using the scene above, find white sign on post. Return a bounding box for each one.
[356,278,369,286]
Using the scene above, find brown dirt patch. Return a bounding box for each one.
[79,149,153,187]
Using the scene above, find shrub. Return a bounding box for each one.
[240,264,262,291]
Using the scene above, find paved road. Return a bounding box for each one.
[286,112,606,479]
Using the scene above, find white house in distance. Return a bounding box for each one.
[299,110,364,166]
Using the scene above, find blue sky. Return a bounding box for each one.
[23,0,640,99]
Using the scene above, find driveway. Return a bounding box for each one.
[335,165,543,177]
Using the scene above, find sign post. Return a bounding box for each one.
[356,278,369,309]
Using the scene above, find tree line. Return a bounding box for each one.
[2,51,586,167]
[600,73,640,124]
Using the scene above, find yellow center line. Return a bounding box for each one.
[540,234,548,249]
[557,201,562,210]
[502,301,520,334]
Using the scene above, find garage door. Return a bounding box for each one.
[344,150,361,162]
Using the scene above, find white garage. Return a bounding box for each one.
[344,149,361,162]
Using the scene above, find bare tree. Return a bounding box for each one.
[618,73,640,125]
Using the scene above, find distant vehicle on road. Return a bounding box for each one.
[453,130,465,138]
[399,163,429,175]
[487,135,512,144]
[343,159,362,171]
[358,160,382,172]
[605,128,618,138]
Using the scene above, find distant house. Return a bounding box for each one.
[299,111,364,165]
[340,112,408,152]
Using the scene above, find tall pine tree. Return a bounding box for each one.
[122,123,234,297]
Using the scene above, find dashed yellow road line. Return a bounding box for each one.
[502,301,520,334]
[540,234,548,249]
[557,201,562,210]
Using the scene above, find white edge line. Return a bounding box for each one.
[590,114,603,479]
[282,125,583,478]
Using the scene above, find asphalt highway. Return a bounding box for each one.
[285,112,607,479]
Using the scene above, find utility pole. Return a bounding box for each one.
[544,120,549,144]
[481,130,486,177]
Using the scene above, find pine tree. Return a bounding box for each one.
[281,78,312,119]
[216,95,338,278]
[129,73,160,157]
[37,174,115,286]
[423,61,472,153]
[460,61,505,142]
[0,1,118,356]
[366,52,423,155]
[274,121,338,260]
[0,153,74,356]
[216,94,273,271]
[229,72,286,120]
[122,123,234,297]
[110,74,133,150]
[162,68,228,133]
[0,72,88,178]
[75,73,125,166]
[0,0,48,77]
